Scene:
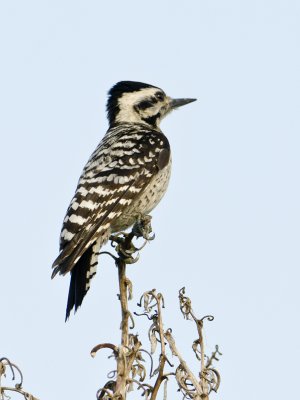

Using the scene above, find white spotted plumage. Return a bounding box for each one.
[52,81,196,320]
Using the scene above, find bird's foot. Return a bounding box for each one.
[132,214,155,241]
[109,233,140,264]
[109,215,155,264]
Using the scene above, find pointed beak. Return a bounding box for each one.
[170,97,197,109]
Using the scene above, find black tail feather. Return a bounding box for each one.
[65,245,94,321]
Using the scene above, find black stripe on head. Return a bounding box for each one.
[142,112,161,127]
[106,81,160,126]
[137,100,153,110]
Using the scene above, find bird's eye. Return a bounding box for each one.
[138,100,152,110]
[156,92,164,101]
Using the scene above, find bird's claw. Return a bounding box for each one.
[109,215,155,265]
[110,234,139,264]
[133,215,155,241]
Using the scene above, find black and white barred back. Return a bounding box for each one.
[52,81,196,320]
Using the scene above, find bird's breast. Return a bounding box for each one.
[110,157,172,233]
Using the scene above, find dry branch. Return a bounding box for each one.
[92,218,221,399]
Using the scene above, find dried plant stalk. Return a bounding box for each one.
[164,330,203,399]
[92,220,221,400]
[0,357,39,400]
[150,292,167,400]
[115,259,131,398]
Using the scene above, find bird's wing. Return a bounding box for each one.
[52,126,170,276]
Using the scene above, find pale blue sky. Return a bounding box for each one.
[1,1,299,399]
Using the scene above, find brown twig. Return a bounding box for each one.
[149,292,167,400]
[115,259,131,398]
[178,288,221,399]
[94,218,154,399]
[164,329,203,399]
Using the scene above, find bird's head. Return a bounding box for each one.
[107,81,196,129]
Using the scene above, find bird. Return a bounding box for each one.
[52,81,196,320]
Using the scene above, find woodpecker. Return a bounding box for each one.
[52,81,196,320]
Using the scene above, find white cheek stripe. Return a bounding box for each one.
[115,88,162,124]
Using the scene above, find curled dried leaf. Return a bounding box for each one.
[157,292,165,308]
[212,368,221,392]
[136,364,146,382]
[127,381,134,392]
[192,339,201,361]
[200,315,214,323]
[97,386,114,400]
[152,365,160,377]
[131,380,153,398]
[90,343,118,358]
[178,289,193,319]
[128,311,135,330]
[138,349,154,378]
[175,364,196,398]
[125,278,133,300]
[107,370,117,379]
[97,380,116,399]
[0,361,6,376]
[149,328,158,354]
[163,378,168,400]
[144,293,150,312]
[203,368,221,393]
[205,345,222,368]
